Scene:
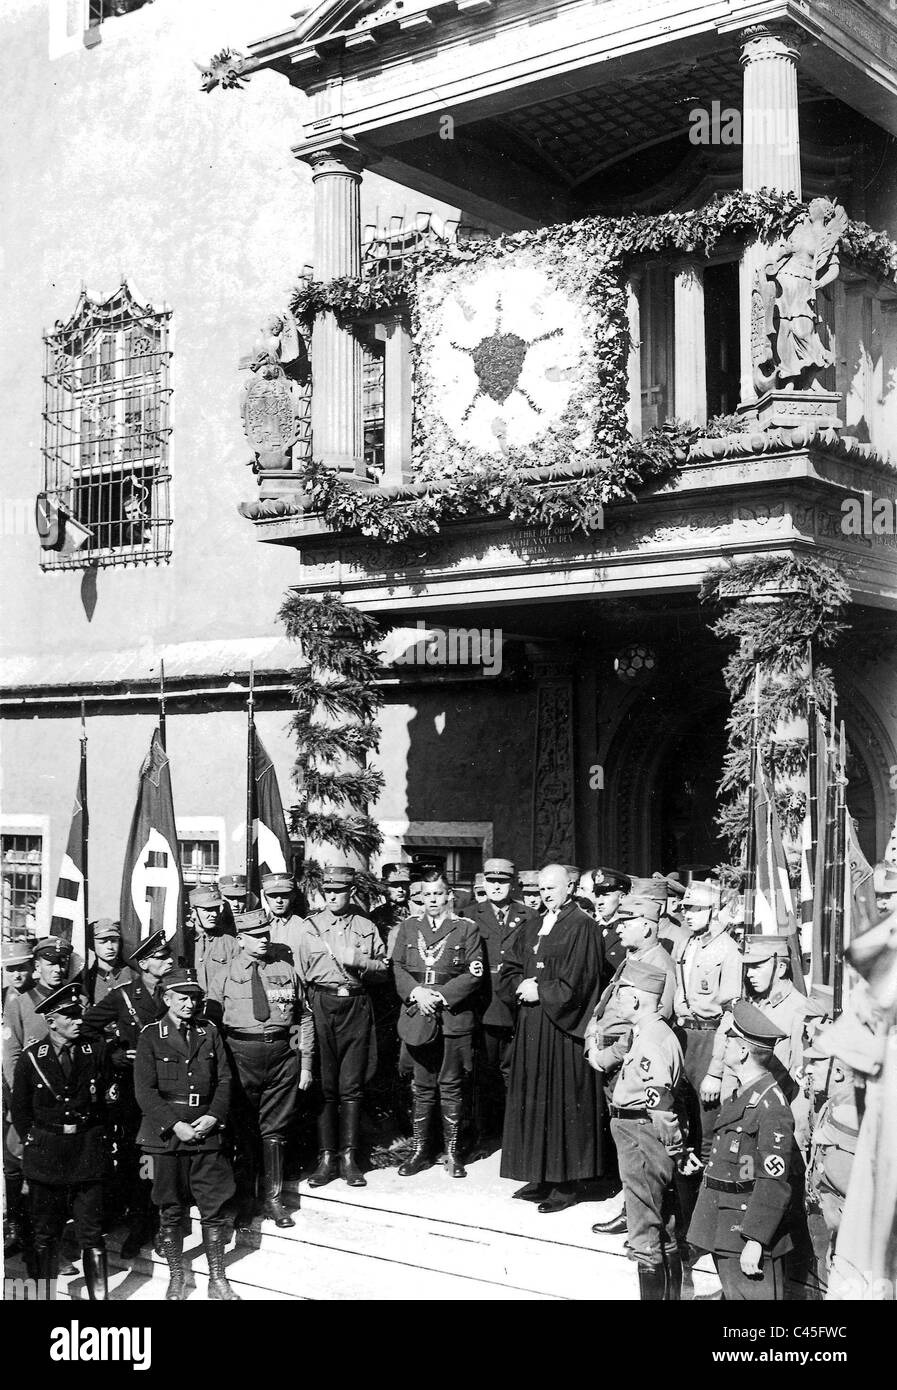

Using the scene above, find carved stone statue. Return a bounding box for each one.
[752,198,848,395]
[241,311,310,472]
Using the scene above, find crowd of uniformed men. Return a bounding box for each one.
[3,855,896,1302]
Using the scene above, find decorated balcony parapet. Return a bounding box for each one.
[238,191,897,545]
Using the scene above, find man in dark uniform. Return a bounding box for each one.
[134,967,239,1300]
[392,870,484,1179]
[688,1001,798,1301]
[190,884,238,992]
[580,868,631,972]
[3,936,73,1086]
[3,938,34,1258]
[11,982,112,1299]
[371,861,412,955]
[82,919,132,1005]
[518,871,543,916]
[83,929,174,1256]
[206,909,313,1228]
[295,865,387,1188]
[369,861,412,1136]
[467,857,539,1154]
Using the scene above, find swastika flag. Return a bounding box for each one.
[119,729,185,962]
[51,774,87,967]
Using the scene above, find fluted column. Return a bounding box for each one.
[673,260,707,425]
[380,312,413,486]
[626,272,643,439]
[299,137,365,477]
[738,25,803,405]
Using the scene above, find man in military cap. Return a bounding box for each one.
[11,982,113,1299]
[606,959,687,1299]
[466,858,540,1155]
[579,868,632,972]
[518,871,543,916]
[82,919,132,1006]
[190,883,238,992]
[293,865,387,1188]
[392,870,485,1179]
[651,873,690,957]
[873,861,897,922]
[3,938,34,1258]
[134,967,239,1300]
[471,872,487,906]
[688,1001,798,1300]
[2,937,33,1008]
[219,872,254,922]
[371,861,412,955]
[206,909,313,1227]
[261,870,308,968]
[3,936,74,1088]
[369,861,412,1134]
[83,930,174,1256]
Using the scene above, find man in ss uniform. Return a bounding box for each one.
[83,929,174,1256]
[688,1001,797,1301]
[190,884,238,992]
[206,909,313,1227]
[134,967,239,1300]
[467,857,540,1153]
[392,871,484,1179]
[295,865,388,1188]
[81,919,132,1005]
[606,959,687,1300]
[11,983,112,1299]
[3,936,73,1086]
[580,868,631,973]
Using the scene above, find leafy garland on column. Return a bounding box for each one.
[699,554,851,883]
[279,591,385,893]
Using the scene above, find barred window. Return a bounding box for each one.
[363,343,385,477]
[178,837,221,888]
[41,281,172,569]
[1,833,44,937]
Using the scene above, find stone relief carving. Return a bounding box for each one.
[241,311,310,473]
[531,675,576,865]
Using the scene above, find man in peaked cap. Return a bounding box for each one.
[3,938,34,1259]
[873,861,897,922]
[579,868,632,972]
[293,865,388,1188]
[135,967,239,1300]
[206,909,313,1227]
[466,859,540,1155]
[371,861,412,955]
[518,871,543,916]
[82,919,132,1006]
[190,883,238,991]
[607,959,687,1299]
[11,982,113,1300]
[261,870,306,969]
[688,1001,798,1301]
[471,872,488,906]
[82,930,174,1257]
[3,937,74,1092]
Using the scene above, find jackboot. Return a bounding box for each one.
[261,1137,295,1227]
[82,1246,109,1301]
[307,1102,340,1188]
[398,1097,435,1177]
[34,1240,59,1299]
[159,1224,187,1300]
[440,1101,467,1179]
[666,1250,683,1302]
[338,1100,367,1188]
[202,1226,240,1301]
[637,1261,668,1301]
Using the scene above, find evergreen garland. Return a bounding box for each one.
[700,555,851,881]
[279,592,386,890]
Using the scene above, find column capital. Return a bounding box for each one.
[739,23,804,66]
[294,132,366,178]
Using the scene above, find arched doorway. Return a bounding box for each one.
[656,721,729,871]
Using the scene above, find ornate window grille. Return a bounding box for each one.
[178,837,221,888]
[1,833,43,936]
[41,281,172,570]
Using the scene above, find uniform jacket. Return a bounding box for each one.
[674,924,742,1028]
[205,951,315,1066]
[134,1016,232,1153]
[610,1014,685,1153]
[392,913,484,1037]
[83,976,167,1069]
[688,1070,797,1257]
[711,984,827,1112]
[11,1036,112,1186]
[2,984,53,1087]
[193,931,239,992]
[81,960,133,1007]
[589,911,627,974]
[371,900,407,956]
[585,941,676,1069]
[266,912,308,971]
[467,899,540,1028]
[295,909,388,989]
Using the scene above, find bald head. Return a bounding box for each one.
[539,864,573,912]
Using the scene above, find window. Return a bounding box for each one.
[363,343,385,476]
[377,820,493,892]
[2,833,44,937]
[178,838,221,888]
[41,281,172,570]
[404,845,483,889]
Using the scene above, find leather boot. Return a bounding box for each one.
[203,1226,240,1301]
[159,1224,187,1300]
[637,1261,668,1301]
[261,1138,295,1227]
[4,1173,25,1256]
[307,1102,340,1188]
[339,1100,367,1188]
[34,1241,59,1299]
[666,1251,683,1302]
[83,1246,109,1301]
[441,1102,467,1179]
[398,1097,435,1177]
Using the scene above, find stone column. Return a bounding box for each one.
[299,137,366,478]
[626,272,643,439]
[379,312,413,485]
[673,260,707,426]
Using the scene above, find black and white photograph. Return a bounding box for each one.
[1,0,896,1341]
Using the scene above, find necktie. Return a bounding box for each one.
[58,1046,72,1078]
[250,962,270,1022]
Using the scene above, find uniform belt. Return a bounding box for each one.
[226,1027,291,1042]
[610,1106,650,1120]
[681,1016,722,1031]
[159,1092,212,1107]
[33,1119,98,1136]
[312,982,364,997]
[705,1177,755,1193]
[406,968,457,986]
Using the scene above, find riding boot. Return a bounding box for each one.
[666,1251,683,1301]
[159,1223,187,1300]
[34,1240,59,1298]
[261,1137,295,1227]
[637,1261,668,1301]
[307,1102,340,1188]
[338,1100,367,1188]
[203,1226,240,1301]
[397,1097,435,1177]
[440,1102,467,1179]
[82,1246,109,1301]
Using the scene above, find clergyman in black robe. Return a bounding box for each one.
[497,863,608,1213]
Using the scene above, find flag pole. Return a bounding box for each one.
[832,721,847,1017]
[806,640,818,874]
[245,662,255,896]
[80,699,90,957]
[820,695,838,986]
[743,665,761,932]
[159,658,167,752]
